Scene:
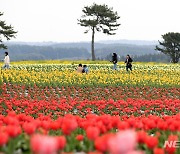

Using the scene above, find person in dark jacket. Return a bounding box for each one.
[111,53,118,70]
[82,65,89,74]
[125,54,133,71]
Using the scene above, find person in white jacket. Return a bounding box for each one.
[3,52,10,69]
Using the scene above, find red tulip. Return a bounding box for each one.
[165,135,178,154]
[137,131,147,143]
[6,125,21,138]
[95,134,113,152]
[76,134,84,141]
[23,123,36,135]
[145,136,158,149]
[86,126,100,140]
[61,118,78,135]
[56,136,66,150]
[0,132,9,146]
[153,148,165,154]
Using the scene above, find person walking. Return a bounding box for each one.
[111,53,118,70]
[125,54,133,71]
[2,51,10,69]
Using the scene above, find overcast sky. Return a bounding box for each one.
[0,0,179,42]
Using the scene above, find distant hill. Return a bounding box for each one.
[95,44,158,59]
[0,44,90,61]
[0,40,165,61]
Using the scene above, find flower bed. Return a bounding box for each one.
[0,62,179,154]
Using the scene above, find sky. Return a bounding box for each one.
[0,0,180,42]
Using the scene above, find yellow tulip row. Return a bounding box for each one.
[0,63,179,87]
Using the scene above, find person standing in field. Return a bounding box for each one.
[2,51,10,69]
[125,54,133,71]
[76,64,83,73]
[111,53,118,70]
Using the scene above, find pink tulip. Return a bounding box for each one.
[108,130,138,154]
[31,134,58,154]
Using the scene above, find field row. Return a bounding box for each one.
[1,84,180,101]
[0,96,180,117]
[0,98,180,153]
[1,64,180,87]
[6,63,180,71]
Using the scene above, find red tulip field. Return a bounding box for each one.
[0,63,180,154]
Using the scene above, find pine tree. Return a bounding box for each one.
[0,12,17,49]
[78,3,120,60]
[156,32,180,63]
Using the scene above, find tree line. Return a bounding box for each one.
[0,43,169,62]
[0,45,90,61]
[0,3,180,63]
[104,53,170,62]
